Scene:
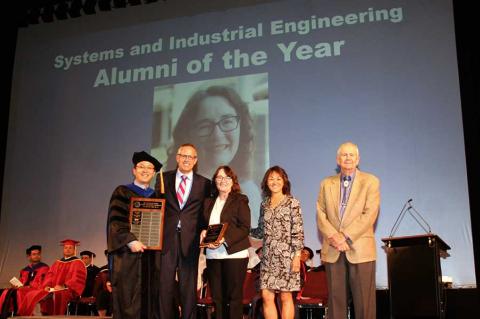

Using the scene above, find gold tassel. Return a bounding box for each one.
[159,167,165,194]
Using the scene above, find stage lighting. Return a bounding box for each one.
[40,4,54,23]
[69,0,83,18]
[98,0,112,11]
[83,0,97,15]
[113,0,127,8]
[54,1,69,20]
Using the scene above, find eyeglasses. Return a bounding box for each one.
[177,154,197,160]
[195,116,240,137]
[215,176,232,182]
[136,165,155,171]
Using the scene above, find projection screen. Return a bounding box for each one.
[0,0,475,288]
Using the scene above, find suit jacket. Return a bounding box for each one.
[203,192,251,255]
[158,169,211,257]
[316,170,380,264]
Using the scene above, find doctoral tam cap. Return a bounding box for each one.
[132,151,162,172]
[80,250,96,258]
[60,239,80,246]
[26,245,42,255]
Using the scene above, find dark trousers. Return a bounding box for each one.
[325,253,376,319]
[206,257,249,319]
[159,231,199,319]
[111,251,142,319]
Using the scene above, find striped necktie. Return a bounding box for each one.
[177,175,187,206]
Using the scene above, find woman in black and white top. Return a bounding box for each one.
[201,165,251,319]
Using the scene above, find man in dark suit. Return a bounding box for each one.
[156,143,211,319]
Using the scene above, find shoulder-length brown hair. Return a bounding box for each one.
[261,166,291,198]
[166,85,254,180]
[212,165,242,195]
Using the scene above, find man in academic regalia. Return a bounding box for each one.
[13,239,87,316]
[0,245,49,316]
[74,250,101,315]
[300,247,315,272]
[95,250,113,317]
[18,246,50,288]
[107,151,162,319]
[42,239,87,315]
[80,250,100,298]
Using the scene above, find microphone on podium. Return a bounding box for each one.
[388,198,431,237]
[407,199,432,234]
[389,198,412,237]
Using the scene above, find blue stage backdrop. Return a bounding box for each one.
[1,0,474,288]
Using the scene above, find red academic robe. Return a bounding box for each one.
[0,262,49,315]
[18,262,50,287]
[16,256,86,316]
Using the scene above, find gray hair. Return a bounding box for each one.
[336,142,360,157]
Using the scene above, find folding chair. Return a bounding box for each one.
[197,281,214,319]
[242,270,260,318]
[296,270,328,319]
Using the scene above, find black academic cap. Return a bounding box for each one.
[26,245,42,255]
[80,250,96,258]
[132,151,162,172]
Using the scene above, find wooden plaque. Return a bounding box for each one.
[200,223,228,248]
[129,197,166,250]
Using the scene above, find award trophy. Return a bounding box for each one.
[200,223,229,247]
[129,197,166,250]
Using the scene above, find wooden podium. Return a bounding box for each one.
[381,234,450,319]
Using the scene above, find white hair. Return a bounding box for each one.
[336,142,360,157]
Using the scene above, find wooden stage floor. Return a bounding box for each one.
[15,317,111,319]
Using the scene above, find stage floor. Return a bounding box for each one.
[15,317,111,319]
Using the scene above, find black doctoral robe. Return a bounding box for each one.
[83,265,100,297]
[107,184,159,319]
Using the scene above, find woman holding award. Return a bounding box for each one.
[250,166,305,319]
[201,165,251,319]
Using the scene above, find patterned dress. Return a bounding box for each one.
[251,195,304,291]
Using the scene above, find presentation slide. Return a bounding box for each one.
[1,0,474,288]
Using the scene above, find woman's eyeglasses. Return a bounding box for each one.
[215,176,232,182]
[196,116,240,137]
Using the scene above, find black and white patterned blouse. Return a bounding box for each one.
[251,195,305,291]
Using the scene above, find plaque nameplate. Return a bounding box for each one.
[129,197,166,250]
[200,223,228,248]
